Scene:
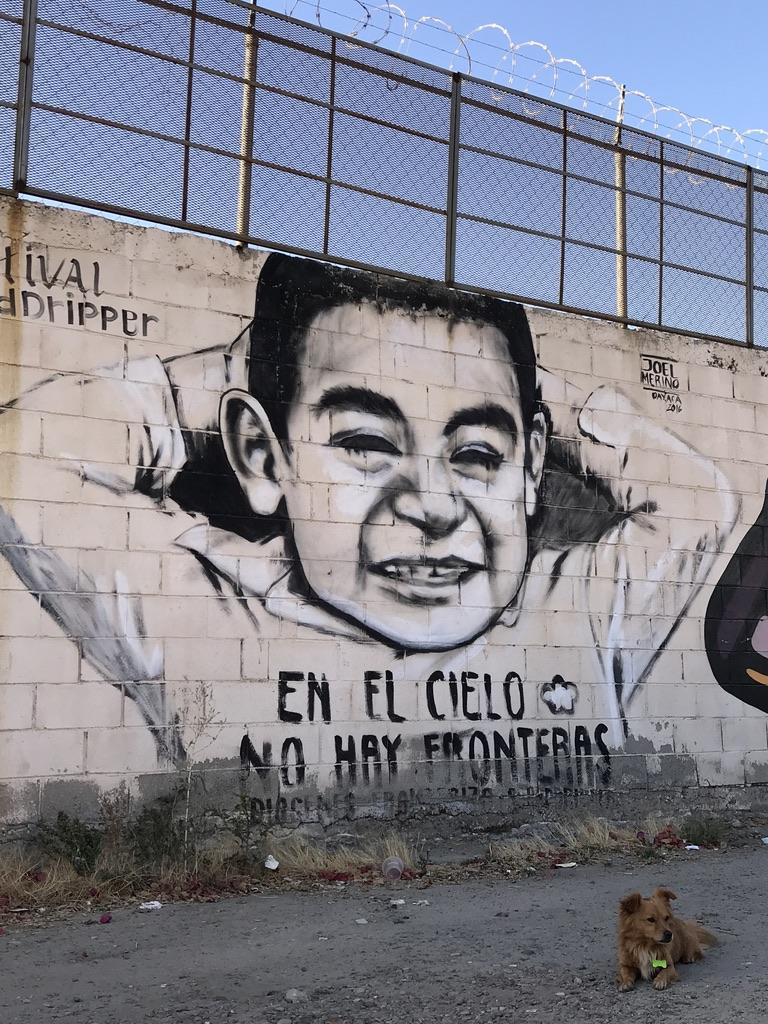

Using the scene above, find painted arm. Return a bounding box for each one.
[0,360,197,761]
[542,371,740,714]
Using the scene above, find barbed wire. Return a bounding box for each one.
[270,0,768,169]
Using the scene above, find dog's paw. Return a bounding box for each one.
[652,974,671,990]
[617,981,635,993]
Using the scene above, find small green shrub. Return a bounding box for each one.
[37,812,102,875]
[683,815,730,848]
[129,798,185,866]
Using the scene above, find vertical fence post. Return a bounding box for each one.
[13,0,38,192]
[613,84,628,323]
[322,36,336,256]
[236,1,258,246]
[558,110,567,306]
[180,0,197,223]
[746,165,755,346]
[444,72,461,287]
[657,141,665,328]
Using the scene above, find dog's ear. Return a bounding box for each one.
[654,887,677,903]
[620,892,643,916]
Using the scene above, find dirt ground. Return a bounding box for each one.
[1,845,767,1024]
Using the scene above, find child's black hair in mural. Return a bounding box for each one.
[705,478,768,714]
[247,253,540,457]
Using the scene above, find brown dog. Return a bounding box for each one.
[617,887,717,991]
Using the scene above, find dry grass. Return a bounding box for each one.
[268,832,416,880]
[0,832,418,919]
[487,816,682,876]
[0,815,710,919]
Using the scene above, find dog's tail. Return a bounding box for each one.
[693,923,719,948]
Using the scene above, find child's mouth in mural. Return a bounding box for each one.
[369,556,484,589]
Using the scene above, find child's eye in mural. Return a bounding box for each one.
[450,440,505,477]
[706,479,768,715]
[330,429,403,470]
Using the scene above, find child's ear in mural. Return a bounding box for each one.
[524,410,547,519]
[219,389,289,517]
[705,478,768,714]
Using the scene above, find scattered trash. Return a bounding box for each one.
[413,899,430,906]
[685,844,700,851]
[761,837,768,846]
[355,918,369,925]
[0,928,5,937]
[9,908,31,914]
[138,901,162,912]
[555,862,578,869]
[382,856,404,881]
[264,855,280,871]
[98,913,112,925]
[318,935,329,941]
[284,988,308,1003]
[319,870,351,883]
[653,825,685,849]
[390,899,406,907]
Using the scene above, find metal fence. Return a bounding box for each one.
[2,0,768,347]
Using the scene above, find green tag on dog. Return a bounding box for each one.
[652,958,667,969]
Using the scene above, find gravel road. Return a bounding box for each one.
[1,846,766,1023]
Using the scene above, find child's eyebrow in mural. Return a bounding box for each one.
[0,253,740,764]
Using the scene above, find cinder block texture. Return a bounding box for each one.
[1,196,768,823]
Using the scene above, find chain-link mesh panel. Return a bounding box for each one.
[664,142,747,183]
[565,177,617,248]
[461,79,563,131]
[753,231,768,291]
[27,106,184,216]
[753,189,768,233]
[328,185,445,279]
[619,128,661,161]
[753,289,768,348]
[189,68,243,155]
[563,241,617,316]
[250,163,326,252]
[186,148,242,234]
[196,0,243,20]
[625,154,661,199]
[454,217,561,303]
[337,35,449,93]
[567,137,619,187]
[33,25,188,137]
[662,266,745,341]
[0,11,21,191]
[0,16,20,104]
[627,257,660,324]
[664,205,745,281]
[255,38,331,105]
[626,194,660,260]
[6,1,764,345]
[38,0,190,60]
[458,149,562,234]
[332,113,447,210]
[193,16,253,78]
[253,89,329,178]
[663,165,746,222]
[460,101,562,170]
[335,63,450,138]
[0,104,14,189]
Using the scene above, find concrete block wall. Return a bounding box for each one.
[1,195,768,826]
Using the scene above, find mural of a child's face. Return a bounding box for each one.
[223,303,545,650]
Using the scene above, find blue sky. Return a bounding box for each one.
[267,0,768,143]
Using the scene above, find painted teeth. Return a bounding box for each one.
[379,563,462,582]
